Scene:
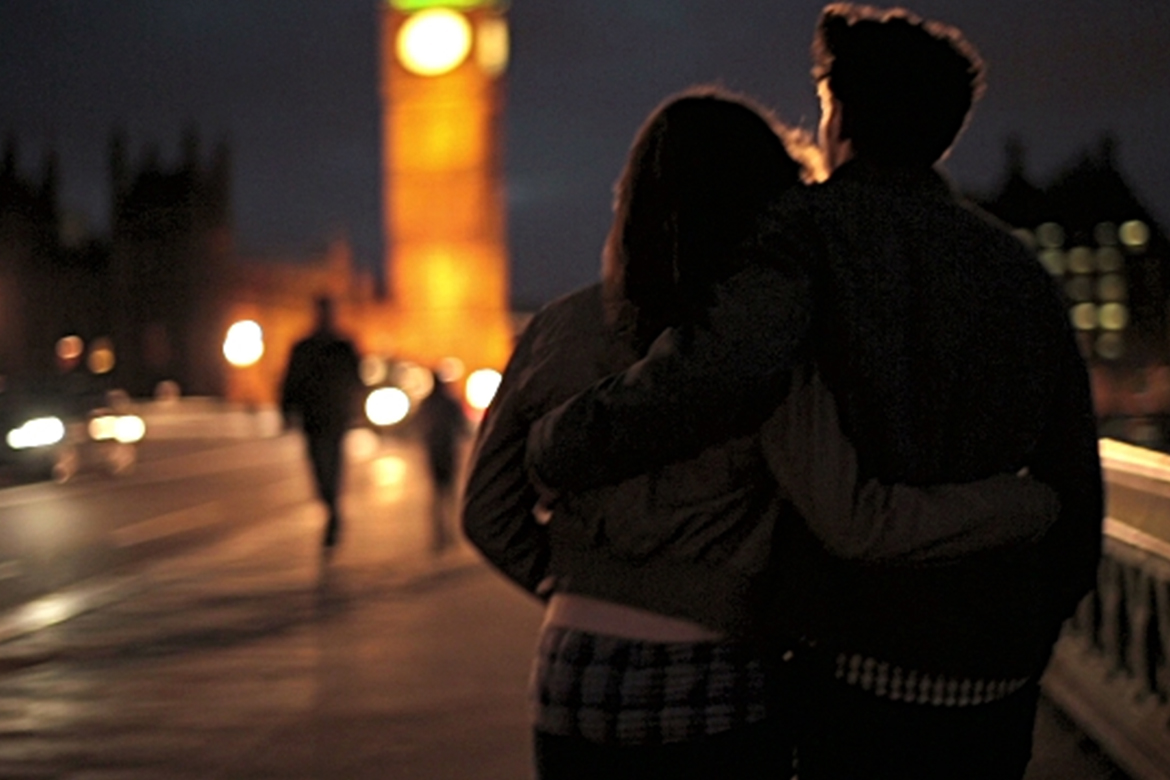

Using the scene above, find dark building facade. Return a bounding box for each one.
[0,131,231,398]
[979,136,1170,448]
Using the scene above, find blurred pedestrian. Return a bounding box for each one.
[416,371,470,552]
[280,295,362,549]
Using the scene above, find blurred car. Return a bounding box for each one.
[0,379,145,484]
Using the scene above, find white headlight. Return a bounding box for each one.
[366,388,411,427]
[6,416,66,450]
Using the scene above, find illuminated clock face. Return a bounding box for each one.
[396,8,473,77]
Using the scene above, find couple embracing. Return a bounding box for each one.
[463,4,1103,779]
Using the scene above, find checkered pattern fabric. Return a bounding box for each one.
[530,626,768,746]
[834,652,1032,707]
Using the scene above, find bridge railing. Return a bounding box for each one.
[1043,439,1170,780]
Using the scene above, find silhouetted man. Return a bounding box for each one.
[416,371,470,552]
[526,5,1102,778]
[280,296,362,549]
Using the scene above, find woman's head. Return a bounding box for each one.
[604,86,807,350]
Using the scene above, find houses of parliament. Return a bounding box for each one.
[1,0,515,408]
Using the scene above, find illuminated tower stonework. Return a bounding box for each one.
[379,0,513,374]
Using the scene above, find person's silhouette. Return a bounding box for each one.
[416,372,470,552]
[280,296,362,548]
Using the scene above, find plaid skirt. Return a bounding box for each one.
[529,625,768,747]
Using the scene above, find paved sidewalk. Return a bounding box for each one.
[0,434,1130,779]
[0,441,545,780]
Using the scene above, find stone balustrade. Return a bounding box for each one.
[1043,439,1170,780]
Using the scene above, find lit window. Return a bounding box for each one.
[1067,246,1094,274]
[1094,222,1118,247]
[1098,303,1128,331]
[1064,277,1093,303]
[1119,220,1149,250]
[1038,249,1064,276]
[1096,332,1124,360]
[1095,246,1124,274]
[1037,222,1065,249]
[1096,274,1127,302]
[1070,303,1097,331]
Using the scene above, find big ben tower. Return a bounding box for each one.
[379,0,513,376]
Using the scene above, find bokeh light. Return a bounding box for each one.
[366,387,411,426]
[1037,222,1065,249]
[88,338,115,375]
[476,16,509,76]
[223,320,264,367]
[56,335,84,362]
[1119,220,1149,250]
[465,368,502,411]
[397,8,472,76]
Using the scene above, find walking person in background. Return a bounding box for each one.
[416,371,470,552]
[280,295,362,549]
[524,6,1103,779]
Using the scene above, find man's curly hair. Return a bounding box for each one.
[813,3,986,166]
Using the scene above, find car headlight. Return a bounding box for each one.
[6,416,66,450]
[88,414,146,444]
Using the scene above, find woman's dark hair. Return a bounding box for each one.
[603,86,807,352]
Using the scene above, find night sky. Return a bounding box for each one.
[2,1,1168,309]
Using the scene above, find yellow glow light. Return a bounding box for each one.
[88,338,115,375]
[56,335,84,362]
[113,415,146,444]
[465,368,502,410]
[1038,249,1064,276]
[1120,220,1150,250]
[476,16,509,76]
[1096,333,1124,360]
[397,362,436,400]
[437,356,465,383]
[360,356,388,387]
[397,9,473,77]
[1098,303,1129,331]
[1096,246,1124,274]
[1094,222,1118,247]
[1067,246,1094,275]
[1096,274,1126,302]
[1071,303,1097,331]
[88,415,117,441]
[1037,222,1065,249]
[373,455,408,488]
[366,387,411,426]
[1064,277,1092,303]
[7,416,65,450]
[223,320,264,368]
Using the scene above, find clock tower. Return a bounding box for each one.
[379,0,513,375]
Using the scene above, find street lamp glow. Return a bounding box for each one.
[223,320,264,367]
[366,387,411,426]
[397,8,473,76]
[464,368,501,411]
